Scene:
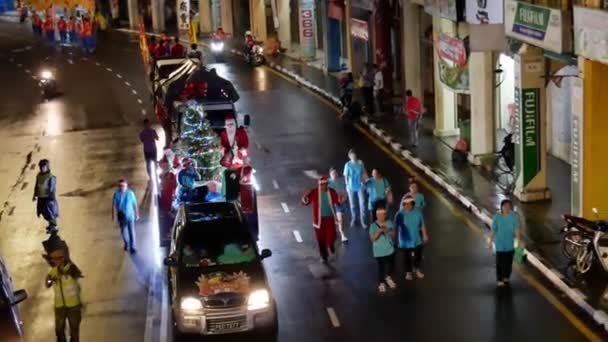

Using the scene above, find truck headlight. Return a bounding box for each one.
[180,297,202,312]
[248,289,269,311]
[211,42,224,52]
[41,70,53,79]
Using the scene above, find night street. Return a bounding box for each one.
[0,19,604,342]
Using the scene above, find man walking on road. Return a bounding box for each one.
[343,149,367,228]
[405,89,423,147]
[112,178,139,254]
[139,118,159,179]
[33,159,59,234]
[45,247,83,342]
[302,176,340,263]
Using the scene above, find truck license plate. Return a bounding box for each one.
[208,320,243,332]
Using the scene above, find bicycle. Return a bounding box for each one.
[495,134,515,194]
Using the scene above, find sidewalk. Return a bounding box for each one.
[247,45,608,320]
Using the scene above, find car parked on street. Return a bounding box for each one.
[164,201,277,340]
[0,255,28,341]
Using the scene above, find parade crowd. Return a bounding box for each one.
[302,149,523,293]
[27,8,103,52]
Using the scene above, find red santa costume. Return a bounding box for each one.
[219,114,249,168]
[301,176,340,262]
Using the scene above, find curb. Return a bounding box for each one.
[114,26,608,332]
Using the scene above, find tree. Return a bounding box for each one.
[180,102,223,181]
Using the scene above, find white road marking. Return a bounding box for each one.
[125,81,131,86]
[142,109,146,115]
[303,169,321,180]
[31,76,37,80]
[106,67,112,72]
[255,142,262,149]
[16,63,22,67]
[281,202,290,213]
[132,89,138,95]
[95,62,101,66]
[293,230,303,243]
[82,57,88,61]
[143,272,159,342]
[326,307,341,328]
[272,180,279,190]
[116,73,123,79]
[24,69,30,73]
[137,98,143,104]
[67,59,74,64]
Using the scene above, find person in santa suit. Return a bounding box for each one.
[159,159,177,213]
[219,113,249,168]
[301,176,340,263]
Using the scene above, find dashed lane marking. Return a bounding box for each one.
[106,67,113,72]
[326,307,341,328]
[137,99,143,104]
[141,109,146,115]
[16,63,22,67]
[125,81,131,86]
[292,230,303,243]
[281,202,290,213]
[24,69,30,73]
[272,180,279,190]
[95,62,101,66]
[132,89,138,95]
[116,74,123,79]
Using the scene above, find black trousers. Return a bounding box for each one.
[55,305,81,342]
[375,253,395,283]
[402,245,423,272]
[496,250,514,281]
[361,86,374,113]
[318,238,335,261]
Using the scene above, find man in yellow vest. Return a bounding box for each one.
[45,248,83,342]
[33,159,59,234]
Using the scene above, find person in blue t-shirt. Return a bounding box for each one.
[400,180,425,212]
[343,149,367,228]
[369,207,397,293]
[112,178,140,254]
[329,167,349,243]
[394,195,429,280]
[489,199,521,287]
[363,169,393,221]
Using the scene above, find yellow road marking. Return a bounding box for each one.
[266,65,604,341]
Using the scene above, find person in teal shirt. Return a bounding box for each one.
[489,199,521,287]
[363,169,393,221]
[329,167,348,243]
[400,180,425,211]
[394,195,429,280]
[343,149,367,228]
[369,207,397,293]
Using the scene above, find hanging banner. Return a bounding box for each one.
[351,18,369,41]
[504,0,571,54]
[177,0,190,34]
[424,0,465,22]
[516,87,541,187]
[138,17,150,73]
[570,76,583,216]
[436,33,469,92]
[299,0,316,60]
[189,18,198,43]
[109,0,119,19]
[573,6,608,65]
[466,0,503,24]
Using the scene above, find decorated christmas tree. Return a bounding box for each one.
[180,102,223,181]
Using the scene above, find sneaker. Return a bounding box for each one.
[130,248,137,255]
[378,283,387,293]
[497,281,506,287]
[385,276,397,289]
[321,258,328,264]
[405,273,413,281]
[341,236,349,243]
[361,223,368,229]
[415,271,425,279]
[123,244,128,251]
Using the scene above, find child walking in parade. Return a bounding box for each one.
[369,207,397,293]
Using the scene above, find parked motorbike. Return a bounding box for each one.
[210,38,225,63]
[39,69,57,99]
[561,208,608,274]
[246,44,265,67]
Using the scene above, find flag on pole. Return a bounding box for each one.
[189,19,198,44]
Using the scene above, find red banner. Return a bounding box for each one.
[351,18,369,41]
[436,33,467,67]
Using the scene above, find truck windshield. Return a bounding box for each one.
[180,222,256,267]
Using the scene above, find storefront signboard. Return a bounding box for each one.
[436,33,469,91]
[573,6,608,65]
[424,0,464,22]
[514,87,541,187]
[505,0,570,54]
[177,0,190,32]
[299,0,316,60]
[351,18,369,41]
[466,0,503,24]
[571,77,583,216]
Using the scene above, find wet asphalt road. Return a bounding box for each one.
[0,20,604,342]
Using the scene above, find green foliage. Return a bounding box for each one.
[180,103,222,181]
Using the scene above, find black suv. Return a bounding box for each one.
[0,255,28,341]
[165,202,277,340]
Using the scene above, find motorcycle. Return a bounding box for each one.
[210,39,225,63]
[39,69,57,99]
[246,44,265,67]
[561,208,608,274]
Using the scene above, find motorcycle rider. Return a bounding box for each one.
[187,43,203,60]
[214,27,227,41]
[244,30,255,55]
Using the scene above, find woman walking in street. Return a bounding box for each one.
[364,169,393,221]
[395,196,429,280]
[329,167,349,243]
[369,207,397,293]
[489,199,522,287]
[401,178,426,211]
